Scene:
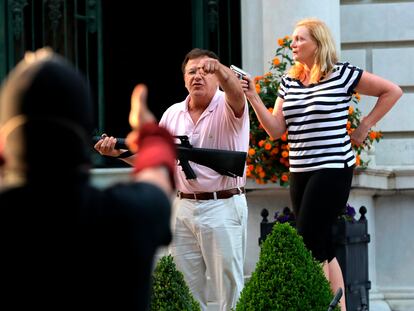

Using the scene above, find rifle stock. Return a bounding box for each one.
[177,145,246,179]
[92,135,247,179]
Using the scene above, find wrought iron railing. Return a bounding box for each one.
[0,0,104,132]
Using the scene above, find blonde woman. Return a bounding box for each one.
[241,18,402,310]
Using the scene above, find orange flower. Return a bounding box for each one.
[277,38,284,46]
[271,147,279,155]
[259,171,266,178]
[254,75,263,82]
[281,174,289,182]
[348,106,354,115]
[354,92,361,102]
[282,150,289,158]
[248,148,256,156]
[346,121,351,130]
[281,133,287,141]
[264,142,272,150]
[355,154,361,166]
[369,131,377,140]
[255,83,261,93]
[284,35,290,40]
[272,57,280,66]
[255,165,263,173]
[268,107,273,113]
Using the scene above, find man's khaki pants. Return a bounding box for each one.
[170,194,248,311]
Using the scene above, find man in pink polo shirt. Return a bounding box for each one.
[159,48,249,310]
[95,48,249,310]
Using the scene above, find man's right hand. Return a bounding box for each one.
[94,134,127,158]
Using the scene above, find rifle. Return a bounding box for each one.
[92,135,247,180]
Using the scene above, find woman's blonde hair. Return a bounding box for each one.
[288,18,338,84]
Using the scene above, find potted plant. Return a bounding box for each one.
[149,254,201,311]
[236,222,339,310]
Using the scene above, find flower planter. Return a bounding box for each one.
[259,206,371,310]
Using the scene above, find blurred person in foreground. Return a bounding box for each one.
[240,18,402,311]
[0,48,176,310]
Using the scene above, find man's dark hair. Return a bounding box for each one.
[181,48,220,74]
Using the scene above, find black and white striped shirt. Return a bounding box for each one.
[278,62,363,172]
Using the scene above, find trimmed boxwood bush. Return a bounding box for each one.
[235,223,339,311]
[149,254,201,311]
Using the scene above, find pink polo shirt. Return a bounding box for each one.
[159,89,249,193]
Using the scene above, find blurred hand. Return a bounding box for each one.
[125,84,172,194]
[126,84,156,153]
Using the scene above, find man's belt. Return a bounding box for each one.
[177,187,245,200]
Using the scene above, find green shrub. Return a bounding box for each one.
[235,223,339,311]
[149,254,201,311]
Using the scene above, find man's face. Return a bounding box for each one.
[184,56,218,100]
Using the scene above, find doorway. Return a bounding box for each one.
[101,1,193,137]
